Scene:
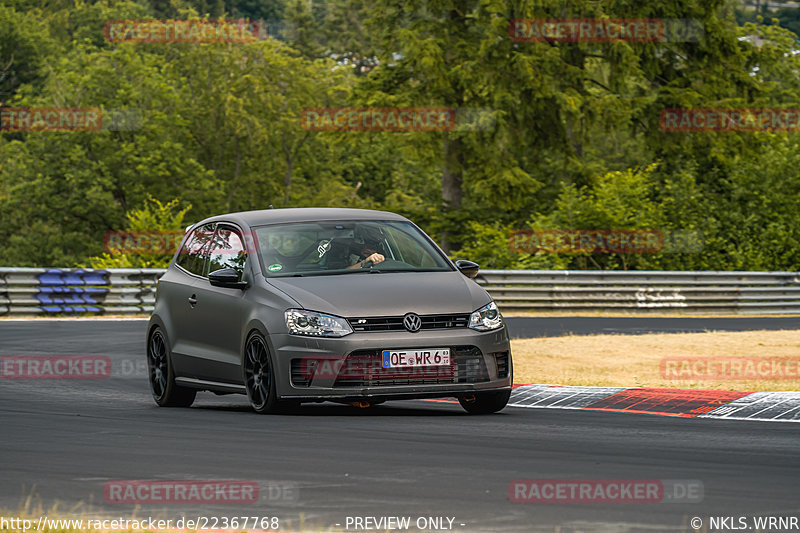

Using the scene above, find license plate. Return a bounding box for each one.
[381,348,451,368]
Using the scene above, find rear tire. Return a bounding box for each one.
[459,389,511,414]
[243,333,296,414]
[147,328,196,407]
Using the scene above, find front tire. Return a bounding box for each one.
[147,328,196,407]
[458,389,511,414]
[243,333,296,414]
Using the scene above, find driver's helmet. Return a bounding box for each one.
[351,225,385,256]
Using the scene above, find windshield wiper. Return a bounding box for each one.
[279,268,442,277]
[277,269,371,277]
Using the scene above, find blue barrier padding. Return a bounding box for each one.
[37,290,95,305]
[39,286,107,294]
[84,287,107,294]
[36,284,108,306]
[81,270,108,285]
[40,286,80,293]
[62,270,86,285]
[37,269,109,287]
[41,305,98,313]
[39,269,65,285]
[26,269,129,314]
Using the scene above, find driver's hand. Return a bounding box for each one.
[364,253,385,265]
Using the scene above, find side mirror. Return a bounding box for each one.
[455,260,479,279]
[209,268,248,290]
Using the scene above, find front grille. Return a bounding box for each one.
[322,346,489,387]
[348,313,469,332]
[494,351,510,378]
[291,348,503,388]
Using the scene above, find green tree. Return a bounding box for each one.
[87,196,191,268]
[0,42,214,266]
[0,5,54,103]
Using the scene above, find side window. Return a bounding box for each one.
[205,227,247,279]
[176,224,215,276]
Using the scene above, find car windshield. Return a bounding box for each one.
[253,220,452,277]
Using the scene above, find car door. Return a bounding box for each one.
[186,224,248,384]
[165,223,216,378]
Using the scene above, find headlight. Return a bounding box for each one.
[468,302,503,331]
[285,309,353,337]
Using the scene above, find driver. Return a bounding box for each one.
[346,238,385,269]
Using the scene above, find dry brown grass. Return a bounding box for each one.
[511,329,800,391]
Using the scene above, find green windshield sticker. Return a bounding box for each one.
[268,264,283,272]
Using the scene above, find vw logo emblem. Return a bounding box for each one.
[403,313,422,332]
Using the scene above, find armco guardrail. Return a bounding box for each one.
[2,268,800,316]
[477,270,800,314]
[0,267,164,316]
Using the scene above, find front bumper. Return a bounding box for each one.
[267,326,512,401]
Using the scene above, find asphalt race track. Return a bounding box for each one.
[503,315,800,338]
[1,320,799,532]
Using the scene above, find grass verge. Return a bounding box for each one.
[510,329,800,391]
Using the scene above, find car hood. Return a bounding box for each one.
[267,271,490,317]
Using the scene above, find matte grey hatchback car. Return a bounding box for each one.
[147,208,513,414]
